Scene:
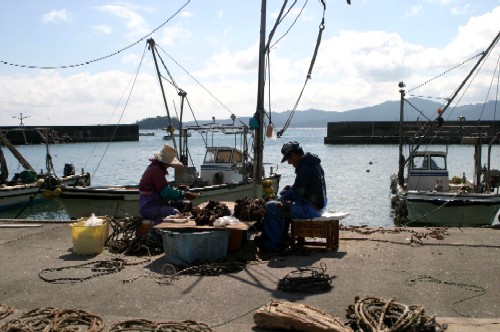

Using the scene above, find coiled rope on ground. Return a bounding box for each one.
[109,318,213,332]
[0,304,13,320]
[346,296,448,332]
[0,307,104,332]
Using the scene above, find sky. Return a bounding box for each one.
[1,0,499,126]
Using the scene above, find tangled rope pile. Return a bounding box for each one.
[277,263,331,293]
[346,296,447,332]
[0,304,13,319]
[109,319,213,332]
[106,217,163,256]
[0,307,104,332]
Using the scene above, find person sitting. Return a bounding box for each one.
[255,141,327,251]
[139,144,198,228]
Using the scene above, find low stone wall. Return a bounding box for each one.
[324,121,500,144]
[0,125,139,144]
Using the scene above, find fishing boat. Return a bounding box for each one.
[56,121,280,218]
[390,31,500,227]
[0,129,91,211]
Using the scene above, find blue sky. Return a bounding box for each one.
[1,0,499,126]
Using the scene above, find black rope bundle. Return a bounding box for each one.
[106,216,163,256]
[277,263,332,293]
[346,296,447,332]
[39,258,126,284]
[109,318,213,332]
[0,307,104,332]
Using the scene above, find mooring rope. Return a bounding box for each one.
[39,258,126,283]
[406,275,486,317]
[122,261,245,285]
[346,296,448,332]
[0,307,105,332]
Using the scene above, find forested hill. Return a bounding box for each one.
[136,98,499,129]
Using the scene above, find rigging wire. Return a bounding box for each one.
[269,1,307,50]
[0,1,190,70]
[277,0,326,137]
[406,52,483,94]
[87,43,148,179]
[155,44,235,119]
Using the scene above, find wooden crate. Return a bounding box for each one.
[290,218,339,251]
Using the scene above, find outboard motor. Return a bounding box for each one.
[64,163,75,176]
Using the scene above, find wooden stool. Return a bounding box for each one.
[290,212,348,251]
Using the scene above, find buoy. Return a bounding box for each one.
[53,188,62,197]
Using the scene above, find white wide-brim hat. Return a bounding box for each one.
[153,144,184,168]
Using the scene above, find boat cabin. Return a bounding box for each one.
[407,151,449,191]
[199,147,249,185]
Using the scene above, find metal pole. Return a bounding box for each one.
[252,0,267,196]
[398,82,405,187]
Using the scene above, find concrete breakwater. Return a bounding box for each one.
[324,120,500,144]
[0,125,139,144]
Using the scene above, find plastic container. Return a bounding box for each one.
[70,216,110,255]
[161,229,229,266]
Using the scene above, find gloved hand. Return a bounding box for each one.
[184,191,200,200]
[279,185,295,201]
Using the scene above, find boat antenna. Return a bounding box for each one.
[147,38,178,152]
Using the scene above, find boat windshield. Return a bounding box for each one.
[412,154,446,170]
[203,148,243,164]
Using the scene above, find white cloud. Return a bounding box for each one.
[405,4,423,16]
[93,25,112,35]
[41,9,70,24]
[95,4,150,39]
[158,26,193,47]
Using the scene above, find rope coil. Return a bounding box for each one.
[0,307,105,332]
[346,296,448,332]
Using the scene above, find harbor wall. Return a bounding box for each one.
[0,125,139,144]
[324,121,500,144]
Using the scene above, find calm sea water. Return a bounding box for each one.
[3,127,500,226]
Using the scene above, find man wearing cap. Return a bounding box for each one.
[139,144,198,226]
[255,141,327,251]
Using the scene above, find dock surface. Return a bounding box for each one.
[0,221,499,331]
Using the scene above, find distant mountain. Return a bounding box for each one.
[136,98,499,129]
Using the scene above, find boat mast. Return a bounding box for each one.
[398,82,406,187]
[253,0,267,194]
[147,38,178,152]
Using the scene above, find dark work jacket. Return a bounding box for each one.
[280,152,327,210]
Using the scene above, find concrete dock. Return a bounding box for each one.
[0,221,499,331]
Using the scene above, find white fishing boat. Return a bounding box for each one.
[57,122,280,218]
[390,30,500,227]
[0,129,91,211]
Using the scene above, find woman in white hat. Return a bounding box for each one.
[139,144,198,226]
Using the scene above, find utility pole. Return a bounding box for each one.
[12,113,30,127]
